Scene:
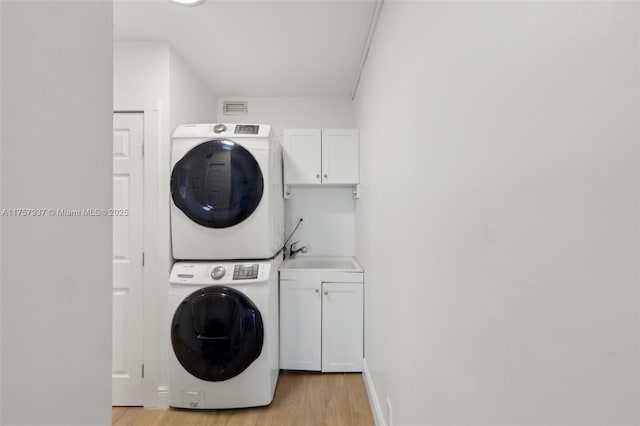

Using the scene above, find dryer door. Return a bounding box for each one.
[170,139,264,228]
[171,286,264,382]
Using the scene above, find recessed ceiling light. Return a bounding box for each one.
[169,0,206,6]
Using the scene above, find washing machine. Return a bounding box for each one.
[169,258,281,409]
[170,123,284,260]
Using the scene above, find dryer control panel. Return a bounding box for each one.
[234,125,260,135]
[173,123,271,138]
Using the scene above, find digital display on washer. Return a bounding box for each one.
[233,264,259,280]
[234,125,259,135]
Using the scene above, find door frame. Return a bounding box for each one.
[113,109,162,408]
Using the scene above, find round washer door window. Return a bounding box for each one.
[171,286,264,382]
[170,140,264,228]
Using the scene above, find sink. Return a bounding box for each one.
[281,256,363,272]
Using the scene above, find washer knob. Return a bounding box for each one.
[213,124,227,133]
[211,266,226,280]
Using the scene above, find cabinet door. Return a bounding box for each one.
[321,282,364,372]
[280,280,322,371]
[283,129,322,185]
[321,129,359,185]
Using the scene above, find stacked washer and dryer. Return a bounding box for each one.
[168,123,284,409]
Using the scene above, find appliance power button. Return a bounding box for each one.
[211,266,226,280]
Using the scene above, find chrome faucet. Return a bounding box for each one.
[289,241,307,258]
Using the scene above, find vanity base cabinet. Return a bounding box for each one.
[280,280,363,372]
[321,282,364,372]
[280,280,322,371]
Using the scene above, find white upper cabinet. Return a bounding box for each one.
[321,129,359,184]
[282,129,322,184]
[283,128,359,187]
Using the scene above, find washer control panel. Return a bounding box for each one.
[170,261,271,284]
[232,264,259,280]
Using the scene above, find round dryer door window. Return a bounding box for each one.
[170,140,264,228]
[171,286,264,382]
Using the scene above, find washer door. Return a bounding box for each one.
[170,140,264,228]
[171,286,264,382]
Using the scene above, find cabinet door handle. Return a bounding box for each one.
[316,174,320,179]
[324,291,328,295]
[324,173,328,179]
[314,289,319,293]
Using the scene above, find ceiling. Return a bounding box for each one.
[114,1,378,97]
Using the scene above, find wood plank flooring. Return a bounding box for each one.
[112,371,374,426]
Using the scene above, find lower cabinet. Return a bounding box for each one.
[280,280,364,372]
[279,280,322,371]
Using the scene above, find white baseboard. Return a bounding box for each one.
[362,358,386,426]
[156,385,170,408]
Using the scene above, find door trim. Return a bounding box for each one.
[112,112,145,405]
[113,109,161,408]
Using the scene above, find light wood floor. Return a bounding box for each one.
[112,371,374,426]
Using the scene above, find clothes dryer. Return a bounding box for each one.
[170,123,284,260]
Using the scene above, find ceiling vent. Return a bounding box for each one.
[223,101,248,116]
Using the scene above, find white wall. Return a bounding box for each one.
[114,41,171,408]
[284,187,356,256]
[219,97,357,256]
[355,2,639,425]
[114,42,170,113]
[1,2,113,425]
[114,42,217,407]
[0,1,3,421]
[218,97,355,138]
[170,49,218,131]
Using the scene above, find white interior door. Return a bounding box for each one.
[112,113,144,406]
